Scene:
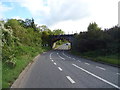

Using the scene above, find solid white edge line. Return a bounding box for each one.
[96,66,106,70]
[72,64,120,89]
[66,76,75,84]
[50,53,53,59]
[58,67,62,71]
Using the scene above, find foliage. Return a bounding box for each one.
[1,18,54,88]
[55,39,68,45]
[2,18,65,68]
[88,22,101,31]
[73,22,120,56]
[52,29,64,35]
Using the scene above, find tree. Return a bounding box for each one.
[41,31,49,45]
[24,19,32,27]
[88,22,101,31]
[40,25,49,31]
[31,18,37,31]
[53,29,64,35]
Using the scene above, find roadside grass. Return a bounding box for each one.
[70,50,120,66]
[2,45,51,88]
[96,55,119,65]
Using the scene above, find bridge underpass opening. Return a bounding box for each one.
[52,39,71,50]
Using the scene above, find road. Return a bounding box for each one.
[12,44,120,88]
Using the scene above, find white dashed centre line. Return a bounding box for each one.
[51,60,54,62]
[73,58,76,60]
[72,64,120,89]
[58,53,65,60]
[54,63,57,65]
[85,63,90,65]
[96,66,106,70]
[63,52,69,58]
[58,67,62,71]
[66,76,75,84]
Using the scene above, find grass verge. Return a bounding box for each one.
[2,45,51,88]
[70,50,120,66]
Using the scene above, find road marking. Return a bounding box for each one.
[72,64,120,89]
[50,53,52,59]
[96,66,106,70]
[63,52,69,58]
[54,62,57,65]
[58,53,65,60]
[58,67,62,71]
[73,58,76,60]
[117,73,120,75]
[57,53,58,54]
[85,63,90,65]
[66,56,69,58]
[51,60,54,62]
[63,52,71,58]
[66,76,75,84]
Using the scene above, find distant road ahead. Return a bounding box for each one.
[12,45,120,88]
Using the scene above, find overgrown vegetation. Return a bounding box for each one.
[53,39,69,49]
[1,18,64,88]
[72,22,120,66]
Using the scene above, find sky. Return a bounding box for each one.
[0,0,119,34]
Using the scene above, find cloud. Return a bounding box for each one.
[0,2,13,18]
[50,0,119,33]
[44,0,90,25]
[17,0,119,31]
[20,0,50,16]
[17,0,90,25]
[49,17,91,34]
[11,16,24,20]
[1,0,119,34]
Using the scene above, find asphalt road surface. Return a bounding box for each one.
[12,44,120,88]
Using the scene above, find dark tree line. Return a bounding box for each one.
[73,22,120,55]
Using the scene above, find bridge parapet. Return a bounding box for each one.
[49,34,75,49]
